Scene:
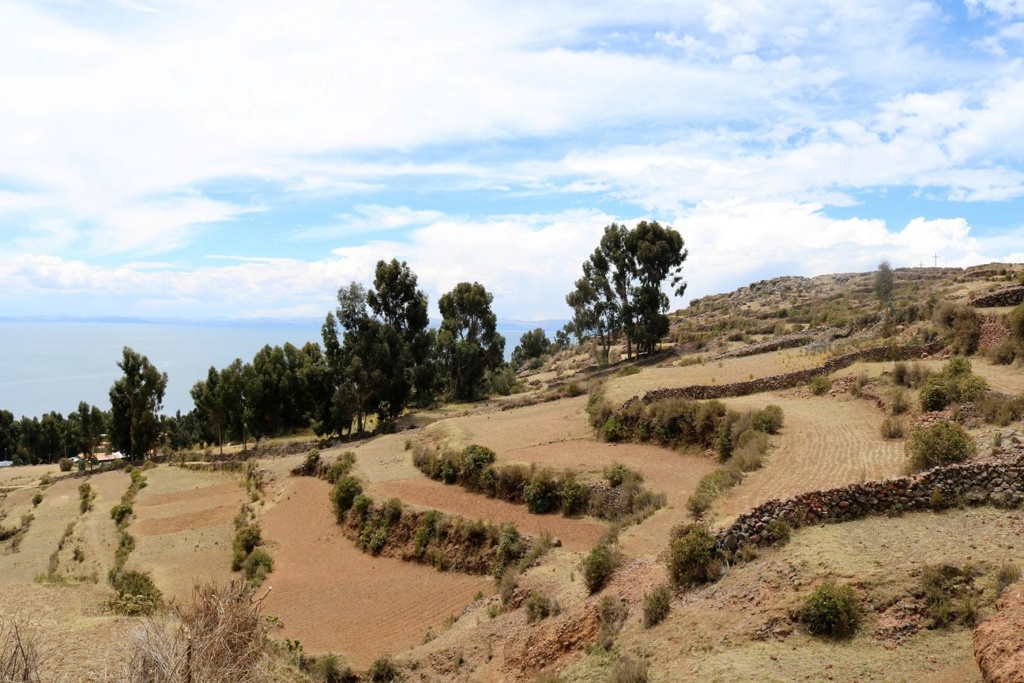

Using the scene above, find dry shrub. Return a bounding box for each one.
[116,581,272,683]
[0,612,52,683]
[606,656,649,683]
[880,417,904,440]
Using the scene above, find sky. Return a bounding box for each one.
[3,0,1024,324]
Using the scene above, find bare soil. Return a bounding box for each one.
[260,476,491,667]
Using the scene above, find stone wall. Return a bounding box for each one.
[716,458,1024,552]
[621,341,944,408]
[973,287,1024,308]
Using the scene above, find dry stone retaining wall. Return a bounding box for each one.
[973,287,1024,308]
[621,341,944,408]
[716,458,1024,552]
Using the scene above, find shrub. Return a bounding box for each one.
[906,422,976,472]
[524,469,561,514]
[892,361,909,387]
[582,544,619,594]
[752,405,784,434]
[880,417,904,439]
[687,467,742,517]
[58,457,73,472]
[977,393,1024,426]
[594,596,629,650]
[78,482,95,514]
[668,523,720,588]
[325,451,356,484]
[604,463,630,488]
[642,584,671,628]
[888,388,909,415]
[31,493,42,507]
[601,416,628,442]
[921,564,984,628]
[919,376,949,412]
[810,375,831,396]
[459,445,496,489]
[524,592,560,623]
[763,518,792,546]
[243,549,273,582]
[110,502,133,525]
[330,476,363,520]
[108,569,164,616]
[560,476,588,516]
[366,655,403,683]
[797,581,860,639]
[232,524,262,571]
[956,374,989,403]
[606,656,649,683]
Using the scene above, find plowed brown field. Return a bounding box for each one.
[261,476,491,667]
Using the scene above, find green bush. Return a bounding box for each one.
[601,416,628,442]
[642,584,671,628]
[232,524,262,571]
[243,549,273,581]
[559,476,588,516]
[365,655,403,683]
[687,467,742,517]
[330,476,363,520]
[325,451,356,484]
[668,524,720,588]
[58,457,73,472]
[524,469,561,514]
[919,376,949,412]
[906,422,976,472]
[977,393,1024,426]
[889,388,909,415]
[810,375,832,396]
[32,493,42,507]
[921,564,983,628]
[110,502,133,525]
[582,544,619,594]
[108,569,164,616]
[797,581,860,639]
[604,463,630,488]
[763,518,792,546]
[752,405,784,434]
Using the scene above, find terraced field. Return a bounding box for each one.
[260,476,491,668]
[130,466,245,602]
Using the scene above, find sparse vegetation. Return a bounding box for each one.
[880,417,904,439]
[642,584,671,628]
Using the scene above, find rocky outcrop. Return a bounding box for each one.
[715,457,1024,552]
[621,341,943,408]
[975,583,1024,683]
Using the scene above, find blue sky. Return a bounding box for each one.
[3,0,1024,323]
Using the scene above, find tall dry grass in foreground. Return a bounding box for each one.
[114,581,273,683]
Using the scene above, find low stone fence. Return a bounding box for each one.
[712,326,851,361]
[972,287,1024,308]
[717,458,1024,552]
[621,341,944,408]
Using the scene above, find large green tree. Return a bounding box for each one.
[0,409,21,464]
[109,347,168,461]
[437,281,506,401]
[567,221,687,361]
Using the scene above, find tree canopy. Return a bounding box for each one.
[438,281,506,400]
[567,221,687,362]
[109,347,167,460]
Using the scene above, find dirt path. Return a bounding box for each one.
[261,476,491,667]
[718,393,906,520]
[130,466,245,603]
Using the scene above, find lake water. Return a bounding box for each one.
[0,319,565,420]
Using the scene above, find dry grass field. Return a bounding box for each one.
[129,466,246,603]
[718,392,907,520]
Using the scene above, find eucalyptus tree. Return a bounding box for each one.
[109,347,167,461]
[437,281,505,400]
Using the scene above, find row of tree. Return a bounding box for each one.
[0,402,106,466]
[187,262,509,453]
[3,222,688,462]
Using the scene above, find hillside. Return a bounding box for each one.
[3,263,1024,682]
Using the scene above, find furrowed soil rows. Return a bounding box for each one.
[718,394,906,519]
[261,476,490,668]
[130,466,245,602]
[0,476,80,584]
